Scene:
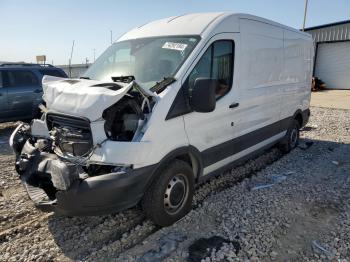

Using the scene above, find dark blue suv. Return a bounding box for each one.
[0,63,67,122]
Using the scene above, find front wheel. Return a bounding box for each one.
[142,160,194,227]
[279,119,300,153]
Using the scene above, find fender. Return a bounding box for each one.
[145,145,203,190]
[292,108,310,127]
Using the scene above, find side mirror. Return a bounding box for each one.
[191,78,217,113]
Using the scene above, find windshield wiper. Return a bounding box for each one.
[80,76,90,80]
[151,77,176,93]
[111,75,135,83]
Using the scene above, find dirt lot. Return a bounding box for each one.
[1,106,349,261]
[311,90,350,110]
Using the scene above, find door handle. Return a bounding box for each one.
[229,102,239,109]
[33,89,42,93]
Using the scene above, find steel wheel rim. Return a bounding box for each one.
[290,128,298,148]
[163,174,189,215]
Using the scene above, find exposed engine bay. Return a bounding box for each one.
[103,90,152,141]
[42,76,156,156]
[10,77,157,209]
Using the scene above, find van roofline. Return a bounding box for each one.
[117,12,311,42]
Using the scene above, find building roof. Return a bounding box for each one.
[304,20,350,31]
[57,63,91,69]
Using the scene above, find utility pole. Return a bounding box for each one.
[93,48,96,62]
[302,0,309,31]
[69,40,75,77]
[110,30,113,45]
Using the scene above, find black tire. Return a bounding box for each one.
[279,119,300,153]
[142,160,194,227]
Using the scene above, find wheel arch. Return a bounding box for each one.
[146,146,203,190]
[293,109,303,127]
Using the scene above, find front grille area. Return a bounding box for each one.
[46,113,93,156]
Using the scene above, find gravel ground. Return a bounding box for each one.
[0,106,349,262]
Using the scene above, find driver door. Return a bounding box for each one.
[182,33,241,175]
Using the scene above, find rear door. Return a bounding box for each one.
[3,69,40,119]
[0,71,9,120]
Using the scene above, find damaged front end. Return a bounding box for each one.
[10,77,158,215]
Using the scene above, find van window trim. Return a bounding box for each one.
[183,38,235,100]
[180,34,236,85]
[165,36,236,120]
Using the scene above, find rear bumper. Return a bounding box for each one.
[32,164,156,216]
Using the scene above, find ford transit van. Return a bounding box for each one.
[10,13,313,226]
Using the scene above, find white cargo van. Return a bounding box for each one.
[10,13,313,226]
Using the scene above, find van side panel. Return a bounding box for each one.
[237,19,284,137]
[280,30,312,120]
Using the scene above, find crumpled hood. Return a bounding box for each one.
[42,76,148,121]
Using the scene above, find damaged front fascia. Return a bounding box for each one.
[42,75,158,122]
[11,124,133,200]
[8,76,159,190]
[38,76,158,166]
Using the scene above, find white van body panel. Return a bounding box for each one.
[203,131,286,175]
[237,18,284,137]
[118,13,235,41]
[39,12,313,174]
[182,33,240,152]
[88,83,190,169]
[281,29,312,119]
[11,12,313,218]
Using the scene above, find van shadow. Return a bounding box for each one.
[47,138,348,260]
[47,206,145,260]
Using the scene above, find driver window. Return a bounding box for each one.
[187,40,234,99]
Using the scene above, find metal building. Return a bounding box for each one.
[305,20,350,90]
[57,63,91,78]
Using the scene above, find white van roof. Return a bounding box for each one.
[118,12,311,41]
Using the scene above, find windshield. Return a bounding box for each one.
[83,36,200,89]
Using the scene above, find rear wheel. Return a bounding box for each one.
[279,119,300,153]
[142,160,194,227]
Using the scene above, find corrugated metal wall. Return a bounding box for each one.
[315,42,350,89]
[305,22,350,90]
[306,22,350,43]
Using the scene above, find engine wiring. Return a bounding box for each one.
[53,138,109,166]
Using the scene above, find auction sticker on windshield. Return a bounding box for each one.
[162,42,188,51]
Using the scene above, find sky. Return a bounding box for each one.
[0,0,349,65]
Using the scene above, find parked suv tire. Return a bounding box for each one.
[279,119,300,153]
[142,160,194,227]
